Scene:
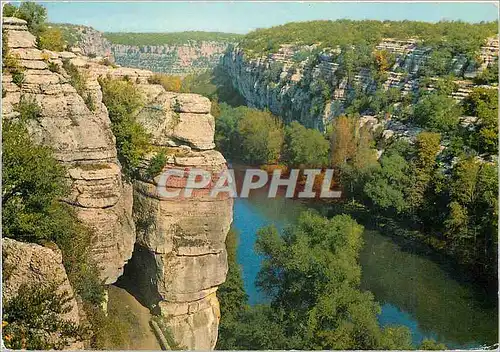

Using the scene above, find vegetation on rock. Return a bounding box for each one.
[104,31,242,46]
[99,76,150,178]
[3,282,85,349]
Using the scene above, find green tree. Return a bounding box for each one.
[255,211,412,349]
[364,152,411,214]
[3,282,85,350]
[237,109,284,164]
[283,121,329,168]
[445,158,498,271]
[216,228,250,349]
[2,119,104,305]
[16,2,47,36]
[413,93,461,133]
[462,87,498,154]
[214,103,246,159]
[406,132,441,215]
[3,3,17,17]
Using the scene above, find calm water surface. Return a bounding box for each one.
[232,168,497,348]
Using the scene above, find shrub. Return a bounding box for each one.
[147,73,182,92]
[3,37,26,87]
[11,71,25,86]
[48,61,60,73]
[38,27,65,51]
[98,76,150,178]
[99,57,117,68]
[15,95,42,121]
[2,282,86,349]
[146,151,167,179]
[62,59,95,111]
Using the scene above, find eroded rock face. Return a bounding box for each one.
[2,17,135,284]
[3,17,231,349]
[2,238,83,349]
[126,91,232,349]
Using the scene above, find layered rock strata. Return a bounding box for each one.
[2,17,135,284]
[2,238,84,349]
[3,17,232,349]
[127,89,232,349]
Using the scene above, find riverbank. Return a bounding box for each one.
[230,166,498,348]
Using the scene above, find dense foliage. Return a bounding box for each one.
[217,212,434,349]
[330,114,498,280]
[2,283,85,349]
[99,76,150,178]
[104,31,242,46]
[240,19,497,57]
[283,121,330,168]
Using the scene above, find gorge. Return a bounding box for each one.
[2,3,499,351]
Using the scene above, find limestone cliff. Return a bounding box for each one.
[2,238,83,349]
[3,17,231,350]
[127,90,232,350]
[53,23,233,75]
[222,38,499,130]
[2,17,135,284]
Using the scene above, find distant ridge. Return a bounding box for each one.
[104,31,243,46]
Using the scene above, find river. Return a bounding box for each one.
[232,168,498,349]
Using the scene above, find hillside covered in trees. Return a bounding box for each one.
[104,31,242,46]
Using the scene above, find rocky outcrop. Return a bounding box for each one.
[222,37,498,130]
[2,17,135,284]
[2,238,83,349]
[125,89,232,349]
[111,41,230,75]
[52,23,234,75]
[3,17,231,349]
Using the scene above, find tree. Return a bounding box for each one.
[445,158,498,271]
[462,87,498,154]
[99,76,150,177]
[237,109,284,164]
[283,121,329,168]
[3,282,85,349]
[413,92,461,133]
[147,74,183,92]
[214,104,246,159]
[216,228,250,349]
[3,3,17,17]
[255,211,412,350]
[406,132,441,214]
[38,27,66,51]
[364,152,411,214]
[16,2,47,36]
[330,116,357,167]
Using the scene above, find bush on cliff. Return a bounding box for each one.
[2,118,105,305]
[38,27,66,51]
[3,282,86,349]
[99,76,150,178]
[62,60,95,111]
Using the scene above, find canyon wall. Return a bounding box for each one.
[54,23,232,75]
[221,38,499,131]
[3,17,136,284]
[3,17,231,349]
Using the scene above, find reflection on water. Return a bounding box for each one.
[360,230,497,348]
[231,168,497,348]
